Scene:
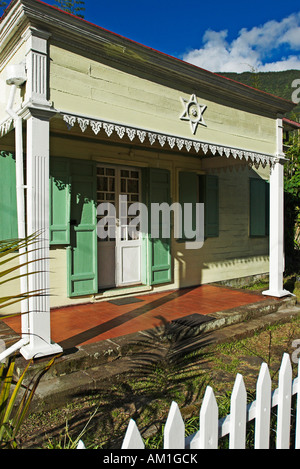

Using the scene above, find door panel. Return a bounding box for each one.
[97,166,117,289]
[50,158,71,245]
[119,244,141,285]
[116,168,142,286]
[68,162,98,297]
[97,165,142,289]
[98,241,115,289]
[148,168,171,285]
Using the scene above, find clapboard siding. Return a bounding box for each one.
[49,46,276,155]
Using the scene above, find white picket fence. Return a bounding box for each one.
[78,353,300,450]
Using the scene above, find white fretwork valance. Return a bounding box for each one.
[0,118,13,137]
[62,113,276,169]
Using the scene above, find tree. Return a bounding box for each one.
[0,235,58,449]
[54,0,85,18]
[0,1,7,16]
[284,133,300,272]
[249,66,261,91]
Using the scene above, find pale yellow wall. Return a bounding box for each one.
[0,255,21,315]
[49,45,277,156]
[49,247,69,308]
[173,160,269,288]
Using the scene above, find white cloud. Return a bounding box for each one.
[279,27,300,49]
[182,12,300,73]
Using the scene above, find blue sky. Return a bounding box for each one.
[4,0,300,72]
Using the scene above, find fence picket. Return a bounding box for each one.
[254,362,271,449]
[122,419,145,449]
[229,373,247,449]
[295,361,300,449]
[164,401,185,449]
[198,386,218,449]
[77,354,300,450]
[77,440,86,449]
[277,353,292,449]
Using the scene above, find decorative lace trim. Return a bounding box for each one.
[0,118,13,138]
[63,113,276,168]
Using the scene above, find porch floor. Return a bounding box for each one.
[3,284,277,350]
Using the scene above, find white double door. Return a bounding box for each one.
[97,165,142,289]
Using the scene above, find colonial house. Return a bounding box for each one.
[0,0,296,359]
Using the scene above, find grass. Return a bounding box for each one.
[4,261,298,449]
[243,273,300,302]
[15,311,300,449]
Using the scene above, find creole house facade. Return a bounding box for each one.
[0,0,296,359]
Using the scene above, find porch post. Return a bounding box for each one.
[19,26,63,359]
[20,109,63,360]
[263,117,291,298]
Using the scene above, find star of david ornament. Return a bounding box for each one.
[180,94,207,135]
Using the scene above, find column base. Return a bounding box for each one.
[262,289,294,298]
[20,342,63,360]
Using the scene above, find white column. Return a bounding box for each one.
[19,26,62,359]
[20,109,62,360]
[263,117,291,298]
[22,27,52,109]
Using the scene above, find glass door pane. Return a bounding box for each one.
[97,167,116,241]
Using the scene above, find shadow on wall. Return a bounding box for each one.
[175,163,270,289]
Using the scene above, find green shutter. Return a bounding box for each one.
[67,160,98,297]
[50,158,71,245]
[179,171,198,240]
[0,152,18,241]
[148,168,171,285]
[203,175,219,238]
[249,178,268,237]
[265,182,270,236]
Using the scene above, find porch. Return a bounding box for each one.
[1,282,299,412]
[2,283,294,352]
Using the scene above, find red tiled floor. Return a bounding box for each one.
[3,285,273,350]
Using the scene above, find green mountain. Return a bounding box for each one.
[220,70,300,120]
